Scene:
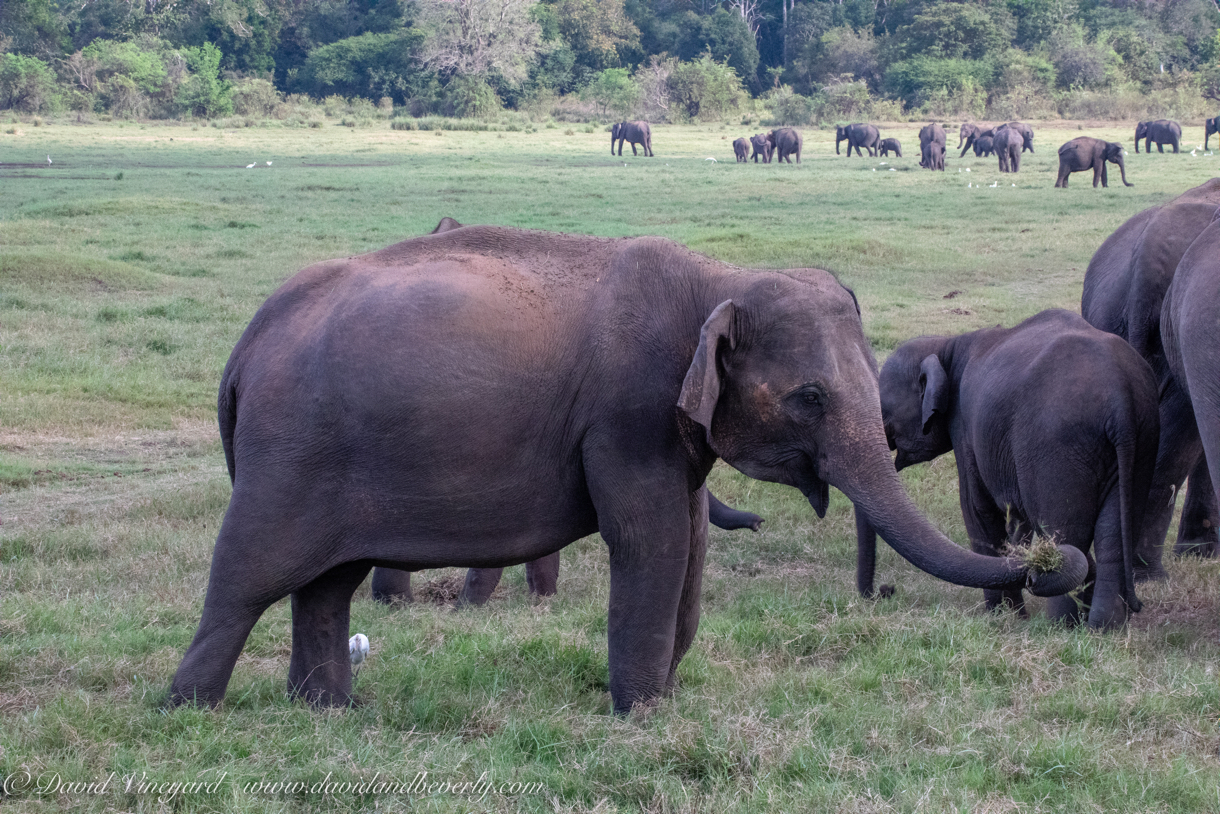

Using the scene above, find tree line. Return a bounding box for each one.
[2,0,1219,122]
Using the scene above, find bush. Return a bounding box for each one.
[666,54,746,122]
[0,54,59,113]
[764,86,815,126]
[295,31,427,104]
[175,43,233,117]
[441,76,501,120]
[583,68,639,119]
[231,78,281,117]
[884,56,994,109]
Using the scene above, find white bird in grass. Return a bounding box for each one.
[266,161,272,166]
[47,155,52,164]
[246,163,256,169]
[349,633,369,677]
[705,157,717,162]
[990,181,998,188]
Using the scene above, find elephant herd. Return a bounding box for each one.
[731,128,803,163]
[163,172,1220,715]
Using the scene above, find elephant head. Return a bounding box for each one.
[1105,141,1133,186]
[677,275,1087,597]
[610,122,623,153]
[835,125,848,154]
[1134,121,1148,151]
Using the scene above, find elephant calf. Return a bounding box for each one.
[768,127,802,163]
[869,309,1158,629]
[972,134,994,157]
[877,138,902,158]
[1056,137,1132,188]
[733,137,749,162]
[1134,119,1181,154]
[750,133,771,163]
[919,123,946,170]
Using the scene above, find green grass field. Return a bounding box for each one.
[2,118,1219,813]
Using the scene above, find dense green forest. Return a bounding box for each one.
[2,0,1219,122]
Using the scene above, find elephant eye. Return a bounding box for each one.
[788,384,828,413]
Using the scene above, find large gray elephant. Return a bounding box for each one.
[919,123,946,170]
[611,120,652,156]
[959,123,996,158]
[1161,215,1220,568]
[1055,137,1132,188]
[768,127,802,163]
[1134,119,1181,154]
[994,127,1023,173]
[168,225,1085,713]
[1000,121,1035,153]
[733,137,749,162]
[1205,116,1219,151]
[750,133,772,163]
[1081,179,1220,575]
[863,310,1157,629]
[836,123,880,157]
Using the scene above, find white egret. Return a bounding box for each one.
[266,161,273,166]
[349,633,369,677]
[47,156,52,164]
[246,163,256,169]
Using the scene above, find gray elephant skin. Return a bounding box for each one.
[733,137,749,162]
[1205,116,1219,150]
[1002,121,1035,152]
[1081,179,1220,575]
[994,127,1024,173]
[1161,214,1220,569]
[958,123,996,158]
[919,124,946,170]
[168,224,1086,713]
[972,134,994,157]
[750,133,772,163]
[877,138,902,158]
[1055,137,1132,188]
[768,127,802,163]
[371,490,765,606]
[865,310,1155,630]
[836,123,880,157]
[611,121,652,156]
[1134,119,1181,154]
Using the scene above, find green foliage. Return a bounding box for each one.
[897,2,1013,61]
[230,77,281,117]
[555,0,640,71]
[583,67,638,117]
[441,74,501,119]
[295,30,426,104]
[884,55,994,109]
[175,42,232,117]
[81,38,168,95]
[0,53,58,112]
[666,53,746,122]
[674,9,759,90]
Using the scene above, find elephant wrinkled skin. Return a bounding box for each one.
[169,225,1086,713]
[1081,179,1220,575]
[866,310,1155,630]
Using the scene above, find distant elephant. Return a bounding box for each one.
[733,137,749,162]
[611,120,652,156]
[767,127,802,163]
[370,491,766,606]
[750,133,772,163]
[169,224,1085,713]
[998,121,1034,153]
[1205,116,1219,151]
[959,123,997,158]
[1055,137,1132,188]
[918,123,946,170]
[1134,119,1181,154]
[1081,179,1220,575]
[994,127,1023,173]
[877,137,902,158]
[972,134,994,157]
[1161,215,1220,575]
[836,123,880,157]
[868,310,1157,629]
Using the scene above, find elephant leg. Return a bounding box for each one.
[288,559,372,706]
[631,143,638,156]
[525,551,561,596]
[458,567,504,606]
[1046,546,1094,627]
[1085,491,1133,630]
[1157,143,1164,153]
[168,516,298,707]
[666,486,709,694]
[371,567,414,604]
[961,475,1026,616]
[1140,381,1203,577]
[1175,457,1219,557]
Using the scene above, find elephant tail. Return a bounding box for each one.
[218,362,239,484]
[1110,404,1150,616]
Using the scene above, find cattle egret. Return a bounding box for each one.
[349,633,369,676]
[47,156,52,164]
[705,157,717,162]
[246,163,256,169]
[266,161,272,166]
[889,168,896,171]
[965,167,971,172]
[990,181,998,187]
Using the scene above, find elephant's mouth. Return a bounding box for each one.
[795,453,830,518]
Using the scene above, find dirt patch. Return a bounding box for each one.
[414,573,466,605]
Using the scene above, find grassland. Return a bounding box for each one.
[1,118,1218,813]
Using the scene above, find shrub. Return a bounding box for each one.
[0,54,59,113]
[441,76,501,120]
[666,54,746,122]
[175,43,233,117]
[231,78,281,117]
[884,56,993,110]
[583,68,639,119]
[764,86,815,126]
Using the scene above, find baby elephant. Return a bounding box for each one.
[733,137,749,162]
[877,138,902,158]
[750,133,772,163]
[871,310,1158,629]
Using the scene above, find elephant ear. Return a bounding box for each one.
[678,300,737,433]
[918,354,949,435]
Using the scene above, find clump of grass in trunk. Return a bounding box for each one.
[1006,534,1066,574]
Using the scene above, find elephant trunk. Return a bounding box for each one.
[1116,155,1133,186]
[827,434,1087,596]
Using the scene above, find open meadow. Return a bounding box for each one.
[1,118,1219,813]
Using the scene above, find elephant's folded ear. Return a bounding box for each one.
[919,354,949,434]
[678,300,737,432]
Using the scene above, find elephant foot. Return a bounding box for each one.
[1174,538,1218,558]
[876,584,896,599]
[371,567,414,604]
[1086,598,1130,632]
[1133,562,1169,582]
[1046,594,1084,627]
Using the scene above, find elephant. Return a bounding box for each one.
[877,138,902,158]
[836,123,880,157]
[611,121,653,157]
[1161,214,1220,572]
[767,127,802,163]
[168,224,1085,713]
[864,309,1157,630]
[972,134,994,158]
[1081,179,1220,575]
[1205,116,1219,151]
[733,137,749,162]
[370,491,766,606]
[993,127,1023,173]
[919,123,946,171]
[1055,137,1132,188]
[998,121,1035,153]
[1134,119,1181,154]
[750,133,772,163]
[959,123,997,158]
